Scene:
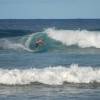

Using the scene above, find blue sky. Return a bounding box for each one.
[0,0,100,19]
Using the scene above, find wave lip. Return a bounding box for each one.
[0,64,100,85]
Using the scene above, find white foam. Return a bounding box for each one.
[0,39,33,52]
[0,64,100,85]
[46,28,100,48]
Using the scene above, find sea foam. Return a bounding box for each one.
[0,64,100,85]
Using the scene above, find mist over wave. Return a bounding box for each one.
[0,64,100,85]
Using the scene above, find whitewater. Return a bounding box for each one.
[0,64,100,85]
[46,28,100,48]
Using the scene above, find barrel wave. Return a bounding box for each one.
[0,28,100,53]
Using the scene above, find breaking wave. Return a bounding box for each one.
[0,64,100,85]
[46,28,100,48]
[1,28,100,52]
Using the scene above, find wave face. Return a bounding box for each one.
[0,64,100,85]
[1,28,100,53]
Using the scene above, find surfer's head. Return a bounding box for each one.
[35,38,44,44]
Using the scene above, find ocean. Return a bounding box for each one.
[0,19,100,100]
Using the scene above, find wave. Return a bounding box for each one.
[1,28,100,52]
[0,64,100,85]
[0,31,61,52]
[46,28,100,48]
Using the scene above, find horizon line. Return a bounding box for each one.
[0,18,100,20]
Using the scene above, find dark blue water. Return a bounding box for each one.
[0,19,100,100]
[0,19,100,37]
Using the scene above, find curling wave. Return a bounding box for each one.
[1,28,100,52]
[0,64,100,85]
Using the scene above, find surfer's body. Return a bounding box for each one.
[35,39,44,48]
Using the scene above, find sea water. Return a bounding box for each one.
[0,19,100,100]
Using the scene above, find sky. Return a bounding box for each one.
[0,0,100,19]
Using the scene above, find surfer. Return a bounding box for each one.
[35,38,44,48]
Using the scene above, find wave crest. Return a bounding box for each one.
[46,28,100,48]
